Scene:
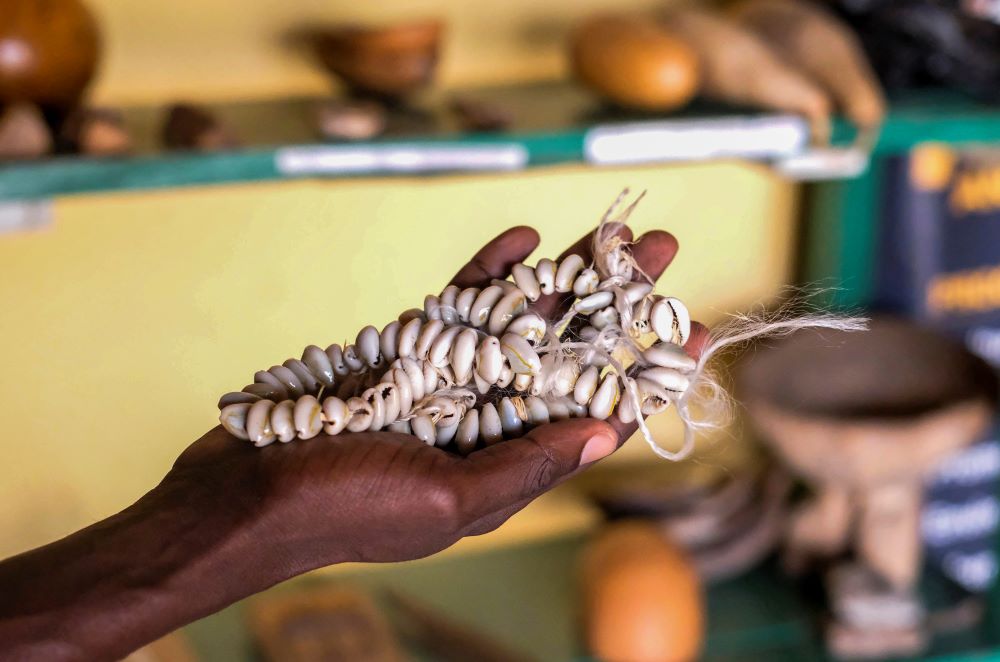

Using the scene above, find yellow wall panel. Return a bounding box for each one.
[0,162,796,558]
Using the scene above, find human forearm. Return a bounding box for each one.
[0,467,288,661]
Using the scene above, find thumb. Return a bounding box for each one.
[459,419,619,519]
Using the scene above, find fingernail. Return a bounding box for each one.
[579,431,618,466]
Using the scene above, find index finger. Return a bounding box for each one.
[449,226,540,289]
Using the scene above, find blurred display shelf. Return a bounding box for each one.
[181,531,1000,661]
[0,81,815,204]
[807,90,1000,309]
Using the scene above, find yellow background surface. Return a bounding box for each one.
[0,162,795,559]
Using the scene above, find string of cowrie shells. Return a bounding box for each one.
[216,190,867,461]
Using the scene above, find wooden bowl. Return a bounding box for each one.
[738,317,997,487]
[309,20,443,101]
[0,0,101,107]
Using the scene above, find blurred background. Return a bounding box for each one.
[2,0,1000,660]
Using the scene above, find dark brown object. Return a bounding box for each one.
[60,107,130,156]
[731,0,886,129]
[315,100,386,141]
[448,97,513,132]
[386,590,537,662]
[570,14,699,112]
[0,0,101,107]
[162,104,239,151]
[248,586,402,662]
[0,102,52,159]
[308,20,443,101]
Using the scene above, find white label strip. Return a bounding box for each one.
[0,200,53,235]
[585,115,808,165]
[276,144,529,176]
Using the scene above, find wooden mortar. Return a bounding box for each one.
[738,317,997,589]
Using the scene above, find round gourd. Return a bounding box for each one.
[581,521,704,662]
[570,15,699,112]
[0,0,101,107]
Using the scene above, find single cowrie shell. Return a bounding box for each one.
[375,382,400,425]
[590,306,618,330]
[439,285,461,324]
[412,414,437,445]
[322,396,349,435]
[651,297,691,345]
[302,345,335,386]
[244,380,288,402]
[269,365,304,399]
[505,313,546,344]
[631,297,653,335]
[271,400,296,443]
[617,384,638,424]
[387,420,411,434]
[455,410,479,455]
[378,321,401,364]
[512,263,541,301]
[513,373,533,392]
[220,402,252,440]
[624,282,654,304]
[428,397,460,426]
[293,395,323,440]
[643,342,697,372]
[325,343,350,378]
[254,370,284,389]
[346,396,374,432]
[470,285,505,328]
[488,289,527,337]
[390,368,413,415]
[423,362,439,398]
[219,391,260,409]
[500,333,542,375]
[424,294,442,320]
[555,254,585,293]
[247,399,277,447]
[574,366,600,405]
[550,363,579,397]
[436,418,459,446]
[573,268,600,297]
[342,345,365,373]
[455,287,480,323]
[398,308,425,324]
[479,403,503,445]
[566,398,589,418]
[535,258,556,295]
[284,358,320,394]
[637,378,672,416]
[498,397,524,437]
[574,291,614,315]
[473,371,492,395]
[415,319,444,360]
[361,387,386,431]
[397,317,422,359]
[400,358,426,401]
[450,328,478,384]
[525,396,550,426]
[639,367,690,393]
[589,374,620,420]
[547,399,571,420]
[475,336,503,384]
[491,278,521,296]
[496,362,515,388]
[356,325,382,368]
[429,325,463,368]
